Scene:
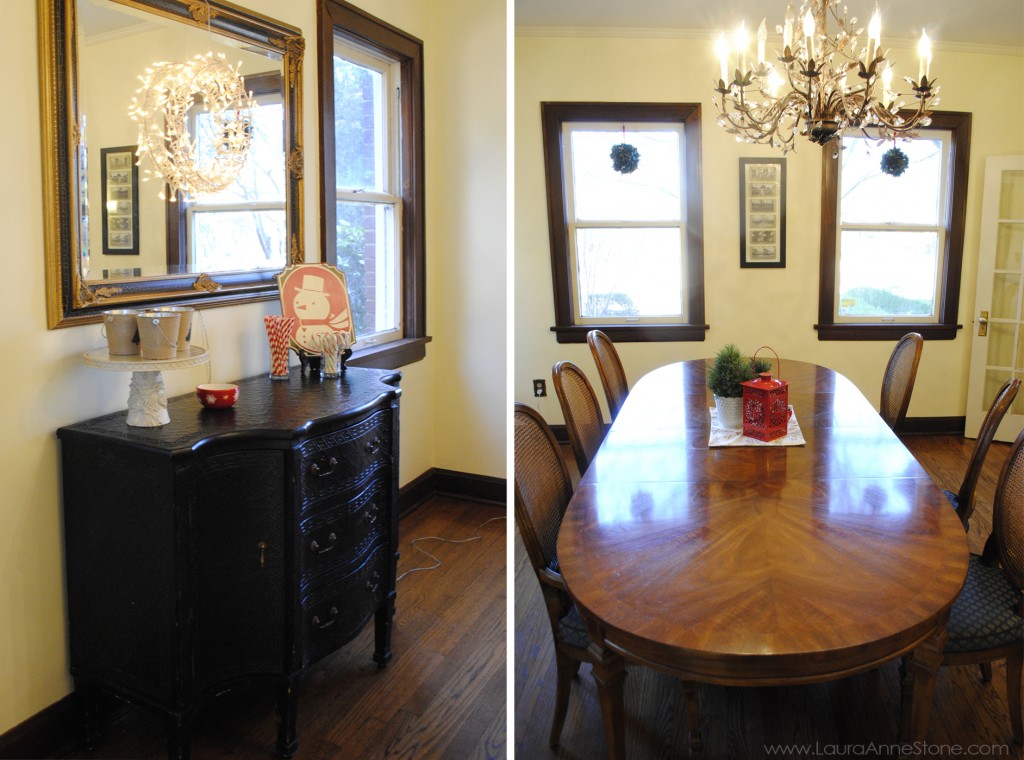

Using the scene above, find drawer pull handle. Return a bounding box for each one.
[312,606,338,629]
[364,508,378,525]
[258,541,267,569]
[365,438,380,456]
[310,457,338,477]
[366,580,379,594]
[310,532,338,554]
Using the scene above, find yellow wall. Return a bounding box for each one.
[0,0,504,735]
[514,31,1024,425]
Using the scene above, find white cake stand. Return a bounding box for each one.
[83,346,209,427]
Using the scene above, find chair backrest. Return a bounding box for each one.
[987,425,1024,591]
[955,378,1021,528]
[513,403,574,574]
[587,330,629,420]
[880,332,924,431]
[552,361,605,477]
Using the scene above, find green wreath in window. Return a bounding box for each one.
[880,146,910,177]
[610,143,640,174]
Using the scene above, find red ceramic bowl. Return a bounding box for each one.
[196,383,239,409]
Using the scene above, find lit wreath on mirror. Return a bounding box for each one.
[129,52,255,201]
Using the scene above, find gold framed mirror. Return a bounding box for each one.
[39,0,305,328]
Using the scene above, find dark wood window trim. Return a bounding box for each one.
[541,102,707,344]
[317,0,428,367]
[815,111,971,341]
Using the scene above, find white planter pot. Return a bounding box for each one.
[715,395,743,429]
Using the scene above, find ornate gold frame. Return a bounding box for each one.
[39,0,305,328]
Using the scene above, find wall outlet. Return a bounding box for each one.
[533,379,547,397]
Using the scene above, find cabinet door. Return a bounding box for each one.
[190,450,287,691]
[62,442,178,706]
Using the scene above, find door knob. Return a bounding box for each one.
[978,310,989,337]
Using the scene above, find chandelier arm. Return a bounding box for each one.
[783,64,814,118]
[873,96,929,135]
[718,89,806,142]
[849,85,876,127]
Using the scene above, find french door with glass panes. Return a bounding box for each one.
[965,155,1024,440]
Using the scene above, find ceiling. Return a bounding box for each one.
[515,0,1024,51]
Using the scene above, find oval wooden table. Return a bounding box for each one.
[557,359,968,758]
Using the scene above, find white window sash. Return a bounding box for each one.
[832,130,952,324]
[562,121,687,325]
[333,37,403,346]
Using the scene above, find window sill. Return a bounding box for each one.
[814,324,961,341]
[551,324,709,343]
[347,336,432,369]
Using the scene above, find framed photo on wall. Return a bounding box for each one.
[739,158,786,268]
[101,145,139,255]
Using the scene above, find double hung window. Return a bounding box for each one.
[817,112,970,340]
[186,73,286,274]
[331,41,402,346]
[542,103,705,343]
[319,0,426,366]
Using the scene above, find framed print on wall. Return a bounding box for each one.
[740,158,786,268]
[101,145,139,255]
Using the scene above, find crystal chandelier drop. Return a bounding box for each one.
[712,0,938,151]
[129,52,255,200]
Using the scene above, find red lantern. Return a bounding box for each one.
[741,347,790,442]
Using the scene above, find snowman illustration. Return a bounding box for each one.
[285,270,353,353]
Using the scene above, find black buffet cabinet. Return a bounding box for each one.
[57,367,401,759]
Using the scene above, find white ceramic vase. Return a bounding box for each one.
[715,395,743,429]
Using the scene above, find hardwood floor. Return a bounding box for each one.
[57,496,506,760]
[515,435,1023,759]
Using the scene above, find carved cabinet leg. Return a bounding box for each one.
[77,683,102,751]
[373,596,395,668]
[165,714,191,760]
[276,679,299,758]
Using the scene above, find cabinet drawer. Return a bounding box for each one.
[299,477,389,588]
[298,409,392,515]
[301,542,390,667]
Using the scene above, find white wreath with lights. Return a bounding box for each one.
[129,52,255,200]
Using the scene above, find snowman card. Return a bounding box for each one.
[276,263,355,354]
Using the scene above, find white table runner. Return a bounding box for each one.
[708,405,806,447]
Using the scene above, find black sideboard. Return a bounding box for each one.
[57,367,401,759]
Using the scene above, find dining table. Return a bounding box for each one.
[557,358,969,758]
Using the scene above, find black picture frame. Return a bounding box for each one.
[100,145,139,255]
[739,158,786,268]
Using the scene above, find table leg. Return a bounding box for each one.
[899,624,947,742]
[683,680,702,752]
[587,640,627,760]
[126,370,169,427]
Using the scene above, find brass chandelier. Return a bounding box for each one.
[712,0,938,151]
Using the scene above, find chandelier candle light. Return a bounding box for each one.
[712,0,938,151]
[129,51,255,200]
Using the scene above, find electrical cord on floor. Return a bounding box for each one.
[396,515,506,582]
